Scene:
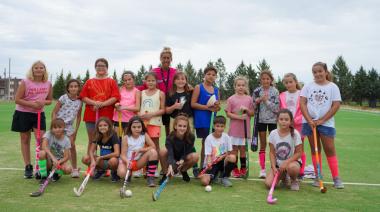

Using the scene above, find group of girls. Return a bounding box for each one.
[11,46,344,191]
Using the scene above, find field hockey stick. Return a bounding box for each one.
[34,110,41,178]
[120,152,136,198]
[243,117,249,179]
[198,154,226,177]
[152,176,169,201]
[209,111,214,134]
[30,167,57,197]
[266,171,279,204]
[313,127,327,193]
[73,167,95,197]
[251,89,261,152]
[118,111,123,140]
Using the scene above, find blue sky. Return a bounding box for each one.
[1,0,379,83]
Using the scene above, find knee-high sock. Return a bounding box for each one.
[146,160,158,177]
[311,154,322,176]
[38,159,47,177]
[327,156,339,178]
[300,152,306,175]
[240,157,246,169]
[192,147,198,168]
[259,150,266,170]
[223,162,235,178]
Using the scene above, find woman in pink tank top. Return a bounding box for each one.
[113,71,141,133]
[11,60,53,179]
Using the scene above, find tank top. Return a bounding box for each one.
[113,87,138,122]
[193,83,219,128]
[140,89,162,126]
[126,134,145,160]
[15,79,51,113]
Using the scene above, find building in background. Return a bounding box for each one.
[0,76,22,100]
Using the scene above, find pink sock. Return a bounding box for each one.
[327,156,339,178]
[311,154,322,176]
[259,150,266,170]
[300,152,306,175]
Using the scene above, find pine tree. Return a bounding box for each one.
[195,68,204,85]
[76,75,81,83]
[235,61,247,76]
[352,66,368,106]
[367,68,379,108]
[215,58,228,99]
[53,70,66,99]
[332,56,353,103]
[65,71,72,85]
[246,64,259,94]
[136,65,147,85]
[276,76,286,93]
[256,59,270,72]
[112,69,118,83]
[82,69,90,85]
[176,63,184,72]
[184,60,197,87]
[225,72,236,98]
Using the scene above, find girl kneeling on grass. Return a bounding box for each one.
[265,109,303,191]
[39,118,72,183]
[117,116,159,187]
[159,114,199,184]
[200,116,236,187]
[82,117,120,182]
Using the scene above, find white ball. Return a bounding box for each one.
[125,189,132,197]
[205,185,212,192]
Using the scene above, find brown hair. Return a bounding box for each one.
[144,72,157,80]
[26,60,49,82]
[170,114,194,144]
[65,79,81,94]
[50,118,65,130]
[94,117,114,143]
[312,62,333,81]
[203,66,218,75]
[277,109,295,138]
[169,72,191,96]
[95,58,109,69]
[282,73,301,90]
[125,116,147,136]
[160,47,172,59]
[121,71,135,81]
[213,115,226,125]
[260,69,274,86]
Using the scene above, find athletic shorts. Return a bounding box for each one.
[302,123,336,138]
[276,160,302,168]
[113,121,128,129]
[85,122,96,130]
[257,123,277,132]
[11,110,46,132]
[65,124,75,136]
[162,114,170,126]
[230,136,245,146]
[196,128,210,139]
[205,160,224,184]
[147,125,161,138]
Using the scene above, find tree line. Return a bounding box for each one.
[52,56,379,107]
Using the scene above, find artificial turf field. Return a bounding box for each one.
[0,101,379,211]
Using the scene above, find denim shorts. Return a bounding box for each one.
[302,123,336,137]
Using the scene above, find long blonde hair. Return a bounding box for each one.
[234,75,250,95]
[26,60,49,82]
[282,73,301,90]
[160,47,172,59]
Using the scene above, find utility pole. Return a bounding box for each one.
[8,58,11,100]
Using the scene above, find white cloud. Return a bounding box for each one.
[0,0,379,84]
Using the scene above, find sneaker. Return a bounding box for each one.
[24,164,33,179]
[297,174,304,181]
[154,170,160,178]
[232,168,240,178]
[159,175,167,185]
[133,169,143,178]
[111,170,120,183]
[240,168,247,178]
[52,173,61,182]
[147,176,156,187]
[212,177,222,184]
[93,169,105,180]
[181,171,190,182]
[35,171,41,179]
[71,168,80,178]
[280,175,290,188]
[290,180,300,191]
[333,177,344,189]
[39,177,47,185]
[192,167,200,178]
[259,169,266,179]
[312,178,320,187]
[104,169,111,177]
[221,177,232,187]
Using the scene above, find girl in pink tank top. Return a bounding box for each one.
[113,71,141,133]
[11,60,53,179]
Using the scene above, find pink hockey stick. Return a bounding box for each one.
[267,172,279,204]
[35,110,41,175]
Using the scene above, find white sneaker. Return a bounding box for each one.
[133,169,143,178]
[154,170,160,178]
[71,168,80,178]
[290,180,300,191]
[259,169,266,179]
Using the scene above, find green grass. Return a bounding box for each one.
[0,101,380,211]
